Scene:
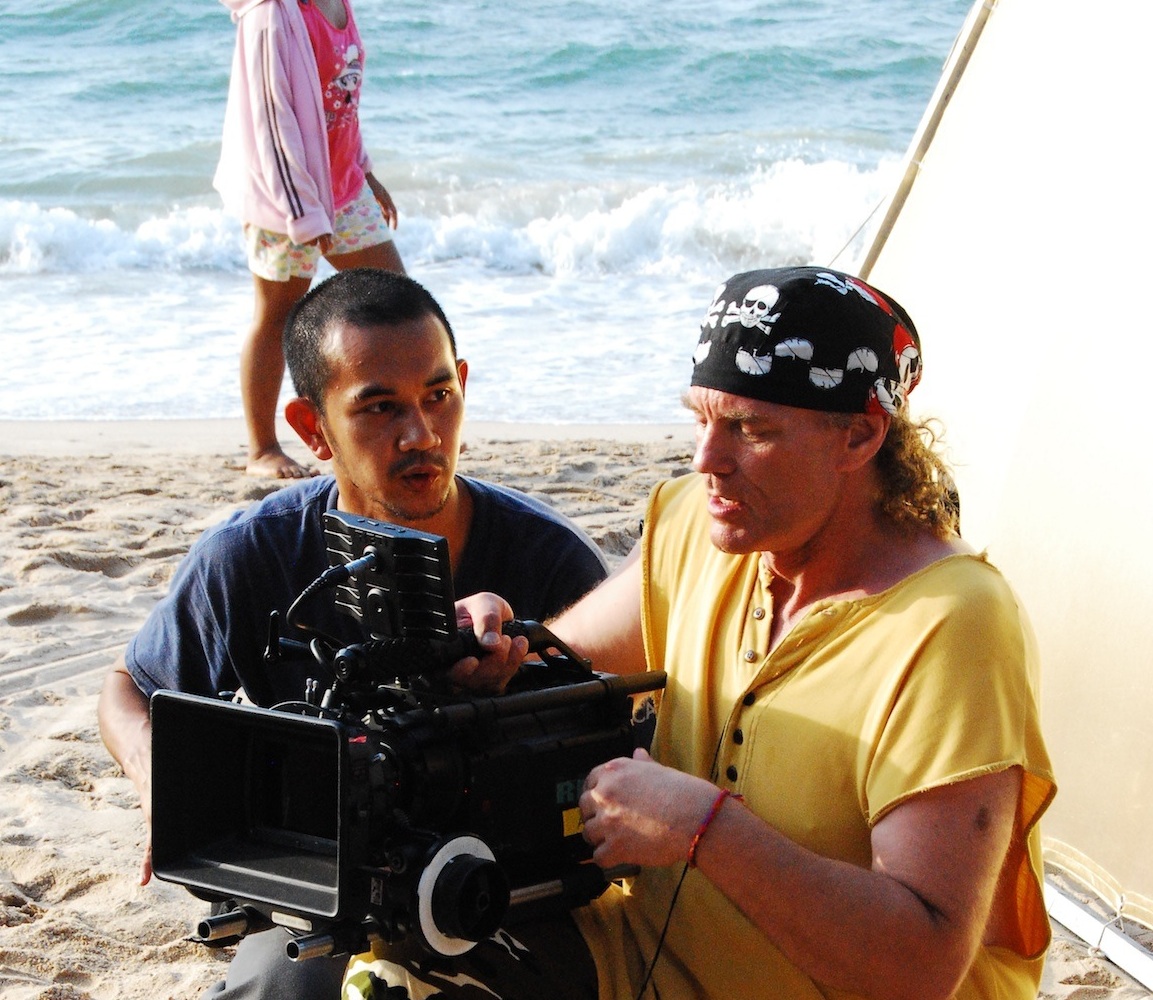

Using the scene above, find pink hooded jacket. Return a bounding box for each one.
[214,0,372,244]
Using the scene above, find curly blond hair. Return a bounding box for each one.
[873,414,960,538]
[826,411,959,537]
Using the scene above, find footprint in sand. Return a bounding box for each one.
[5,602,82,626]
[13,744,119,793]
[48,550,139,579]
[0,881,46,927]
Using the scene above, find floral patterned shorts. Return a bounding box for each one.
[244,182,395,281]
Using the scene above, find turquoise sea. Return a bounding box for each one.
[0,0,969,424]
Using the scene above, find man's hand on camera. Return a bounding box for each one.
[579,748,723,869]
[449,592,528,693]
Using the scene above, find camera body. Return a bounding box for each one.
[150,511,664,959]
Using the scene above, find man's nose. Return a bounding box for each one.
[398,408,439,451]
[691,422,733,476]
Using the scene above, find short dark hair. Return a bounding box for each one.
[284,269,457,409]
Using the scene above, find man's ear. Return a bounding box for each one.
[457,357,469,395]
[839,412,890,472]
[285,397,333,461]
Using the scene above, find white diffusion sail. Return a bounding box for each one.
[861,0,1153,985]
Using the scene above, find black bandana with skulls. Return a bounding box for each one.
[691,267,922,415]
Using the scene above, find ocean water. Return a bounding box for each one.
[1,0,969,424]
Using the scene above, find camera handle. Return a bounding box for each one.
[262,613,590,673]
[500,620,592,671]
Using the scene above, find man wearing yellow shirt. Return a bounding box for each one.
[349,266,1056,1000]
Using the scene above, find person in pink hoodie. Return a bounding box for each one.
[215,0,405,479]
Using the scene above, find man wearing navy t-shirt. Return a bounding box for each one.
[97,268,608,1000]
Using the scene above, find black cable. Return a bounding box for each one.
[632,731,728,1000]
[283,550,377,645]
[266,699,339,719]
[633,861,688,1000]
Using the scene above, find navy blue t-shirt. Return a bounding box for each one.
[126,476,608,707]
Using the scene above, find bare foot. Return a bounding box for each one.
[245,447,318,479]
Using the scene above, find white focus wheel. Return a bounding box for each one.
[416,835,497,956]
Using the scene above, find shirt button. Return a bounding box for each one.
[733,729,744,745]
[752,607,766,620]
[743,692,755,706]
[743,649,757,662]
[726,765,739,782]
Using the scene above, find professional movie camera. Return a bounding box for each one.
[150,510,665,961]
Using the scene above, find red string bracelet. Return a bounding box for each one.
[687,788,743,868]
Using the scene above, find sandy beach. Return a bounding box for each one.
[1,419,1147,999]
